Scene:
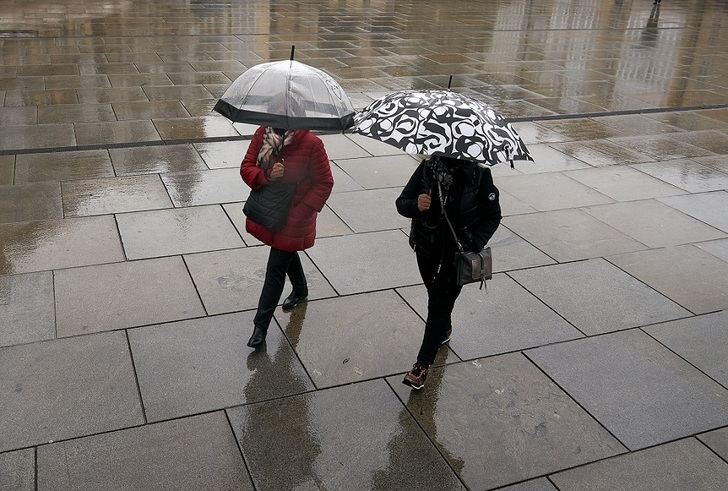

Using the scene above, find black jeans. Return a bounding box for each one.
[416,252,463,365]
[253,248,308,331]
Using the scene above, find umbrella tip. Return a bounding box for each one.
[447,75,453,90]
[290,45,295,61]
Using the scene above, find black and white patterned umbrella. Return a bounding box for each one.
[353,90,532,166]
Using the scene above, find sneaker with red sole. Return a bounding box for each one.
[403,362,429,390]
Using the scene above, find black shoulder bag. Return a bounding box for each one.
[243,180,296,231]
[437,180,493,289]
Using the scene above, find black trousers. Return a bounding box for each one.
[253,248,308,330]
[416,252,463,365]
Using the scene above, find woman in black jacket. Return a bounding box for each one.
[396,155,501,389]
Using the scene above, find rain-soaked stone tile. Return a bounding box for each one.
[510,122,569,145]
[504,209,646,262]
[107,73,173,87]
[181,98,218,116]
[498,189,537,216]
[598,114,683,136]
[129,312,313,421]
[499,479,557,491]
[194,140,249,168]
[308,230,421,295]
[0,271,55,348]
[632,160,728,193]
[388,353,625,489]
[398,274,580,359]
[161,168,248,206]
[695,238,728,263]
[334,155,419,189]
[536,119,622,141]
[330,163,364,193]
[184,247,335,315]
[0,182,62,223]
[345,133,405,156]
[644,310,728,387]
[232,122,258,136]
[528,330,728,450]
[671,130,728,155]
[0,106,37,126]
[0,448,34,491]
[699,428,728,461]
[551,438,728,491]
[583,200,725,248]
[153,116,238,140]
[0,331,144,453]
[112,100,189,120]
[62,175,172,216]
[37,412,252,490]
[55,256,205,336]
[167,72,231,85]
[15,149,114,183]
[698,109,728,123]
[610,135,712,160]
[44,75,110,89]
[327,187,409,233]
[143,84,213,101]
[117,205,243,259]
[0,124,76,151]
[227,379,463,491]
[696,155,728,174]
[658,191,728,233]
[511,259,689,336]
[549,139,653,167]
[610,245,728,314]
[496,173,613,211]
[37,103,117,124]
[565,166,685,201]
[4,89,78,106]
[0,216,124,275]
[76,86,148,104]
[110,144,206,175]
[0,155,13,185]
[487,225,555,272]
[79,63,139,75]
[647,112,727,131]
[520,144,591,173]
[318,133,370,160]
[74,120,161,145]
[276,291,457,388]
[0,77,44,90]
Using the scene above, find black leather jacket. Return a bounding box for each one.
[396,160,501,258]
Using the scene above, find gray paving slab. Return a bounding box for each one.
[161,168,249,206]
[644,310,728,387]
[37,412,252,490]
[62,175,173,217]
[0,155,13,185]
[551,438,728,491]
[318,133,370,160]
[398,274,581,359]
[330,163,365,192]
[498,189,538,216]
[55,256,205,336]
[194,140,250,169]
[565,166,686,202]
[0,331,144,453]
[0,448,34,491]
[184,246,335,314]
[496,173,614,211]
[0,216,125,275]
[128,312,313,421]
[116,205,243,259]
[388,353,625,490]
[326,187,409,233]
[699,427,728,461]
[609,245,728,314]
[345,133,406,156]
[275,290,457,388]
[109,144,207,176]
[499,479,557,491]
[226,380,463,491]
[527,330,728,450]
[15,150,115,183]
[519,144,591,173]
[307,230,421,295]
[583,199,726,248]
[658,191,728,233]
[632,160,728,193]
[0,182,62,224]
[695,238,728,262]
[334,155,419,189]
[510,259,690,335]
[0,271,55,348]
[504,209,646,262]
[487,225,556,272]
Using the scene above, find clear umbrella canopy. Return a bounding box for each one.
[214,60,355,131]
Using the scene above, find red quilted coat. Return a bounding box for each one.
[240,127,333,252]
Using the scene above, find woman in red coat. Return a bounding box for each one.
[241,125,333,347]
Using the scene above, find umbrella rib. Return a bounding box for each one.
[313,69,344,123]
[238,65,270,111]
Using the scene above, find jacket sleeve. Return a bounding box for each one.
[299,138,333,212]
[470,168,501,251]
[240,127,269,190]
[396,163,425,219]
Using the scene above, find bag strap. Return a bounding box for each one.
[437,180,464,253]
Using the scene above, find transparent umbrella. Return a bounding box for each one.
[214,50,355,131]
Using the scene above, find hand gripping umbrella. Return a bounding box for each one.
[214,46,355,131]
[353,86,532,167]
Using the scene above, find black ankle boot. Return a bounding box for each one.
[282,290,308,311]
[247,326,267,348]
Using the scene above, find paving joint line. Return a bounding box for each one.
[223,410,257,490]
[695,435,728,467]
[124,329,149,424]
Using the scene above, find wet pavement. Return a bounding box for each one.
[2,0,728,489]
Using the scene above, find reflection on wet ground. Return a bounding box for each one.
[2,1,728,489]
